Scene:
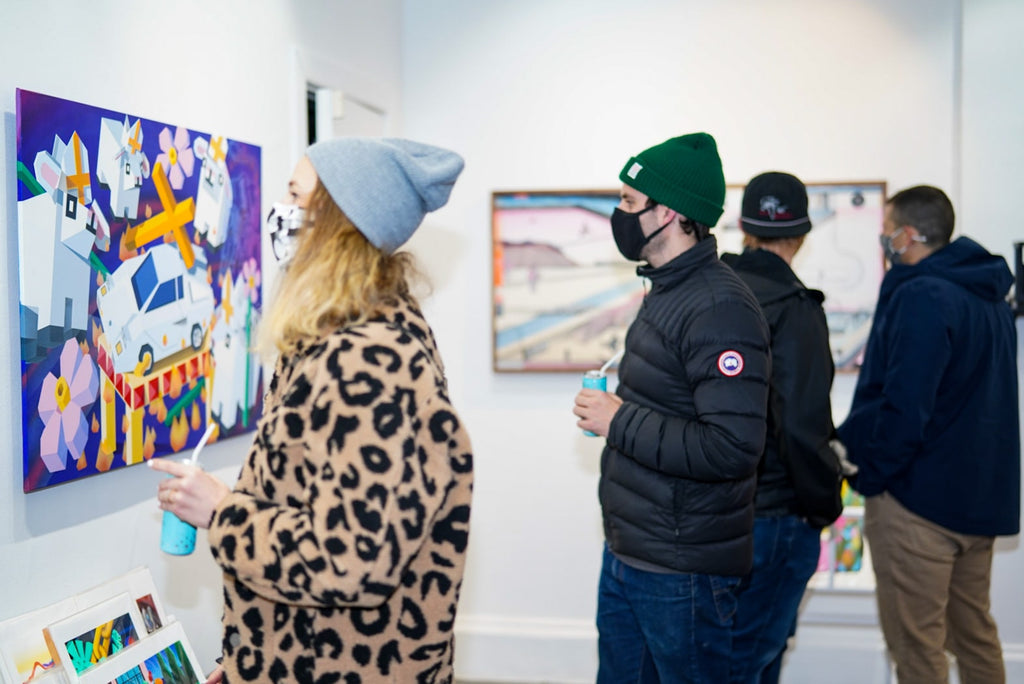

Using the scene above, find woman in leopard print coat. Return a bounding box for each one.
[153,138,472,683]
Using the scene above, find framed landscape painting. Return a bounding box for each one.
[491,182,886,373]
[492,190,636,372]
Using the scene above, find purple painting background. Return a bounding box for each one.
[16,88,263,492]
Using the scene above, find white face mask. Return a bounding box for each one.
[267,202,306,264]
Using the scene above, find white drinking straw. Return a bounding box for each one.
[189,422,217,467]
[599,348,625,375]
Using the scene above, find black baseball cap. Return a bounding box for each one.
[740,171,811,237]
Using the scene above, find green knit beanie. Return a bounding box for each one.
[618,132,726,227]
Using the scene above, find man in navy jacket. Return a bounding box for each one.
[838,185,1020,684]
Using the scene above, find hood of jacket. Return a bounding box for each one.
[880,236,1012,304]
[721,248,824,308]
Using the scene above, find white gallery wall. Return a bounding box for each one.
[0,0,402,673]
[400,1,1024,682]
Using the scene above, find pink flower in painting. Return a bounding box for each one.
[37,340,99,473]
[156,125,196,190]
[240,257,261,305]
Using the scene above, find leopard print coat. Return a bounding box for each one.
[208,298,473,683]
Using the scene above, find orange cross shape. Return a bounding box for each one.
[221,273,235,325]
[128,120,142,154]
[65,132,90,199]
[123,162,197,268]
[208,136,226,163]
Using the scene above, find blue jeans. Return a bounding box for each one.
[597,544,741,684]
[730,515,821,684]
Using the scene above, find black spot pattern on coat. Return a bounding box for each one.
[360,445,391,473]
[213,305,472,683]
[432,505,470,553]
[352,644,371,665]
[363,344,402,372]
[283,374,313,407]
[352,604,390,636]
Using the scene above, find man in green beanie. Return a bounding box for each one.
[573,132,771,682]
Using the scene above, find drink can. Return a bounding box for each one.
[581,370,607,437]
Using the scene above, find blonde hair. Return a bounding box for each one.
[260,182,421,357]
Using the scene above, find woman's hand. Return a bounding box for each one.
[203,665,224,684]
[150,458,231,529]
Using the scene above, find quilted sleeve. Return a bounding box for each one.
[608,299,770,481]
[208,327,471,608]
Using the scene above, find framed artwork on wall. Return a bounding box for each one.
[491,190,637,373]
[16,88,265,493]
[491,182,886,373]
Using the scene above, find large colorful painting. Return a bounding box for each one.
[16,89,263,492]
[491,182,886,373]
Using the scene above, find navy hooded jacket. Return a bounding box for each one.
[837,236,1020,536]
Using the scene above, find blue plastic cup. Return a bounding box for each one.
[581,370,607,437]
[160,510,196,555]
[160,462,197,555]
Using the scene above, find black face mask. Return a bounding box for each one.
[611,205,670,261]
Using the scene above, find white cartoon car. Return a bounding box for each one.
[97,243,214,375]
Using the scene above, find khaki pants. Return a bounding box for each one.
[865,492,1005,684]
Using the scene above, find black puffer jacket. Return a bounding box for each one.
[722,249,842,528]
[602,237,770,576]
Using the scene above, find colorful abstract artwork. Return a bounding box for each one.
[77,621,203,684]
[0,568,169,684]
[811,481,872,590]
[63,613,140,674]
[103,641,199,684]
[16,89,263,492]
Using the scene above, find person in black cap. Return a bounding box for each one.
[721,171,843,684]
[573,134,770,682]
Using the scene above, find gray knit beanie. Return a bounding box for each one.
[305,137,465,253]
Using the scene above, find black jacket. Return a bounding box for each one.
[722,249,843,528]
[601,238,770,576]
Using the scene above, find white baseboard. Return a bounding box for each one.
[454,613,1024,684]
[454,615,596,683]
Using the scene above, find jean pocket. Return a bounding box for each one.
[708,574,742,625]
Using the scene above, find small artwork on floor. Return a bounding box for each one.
[135,595,162,634]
